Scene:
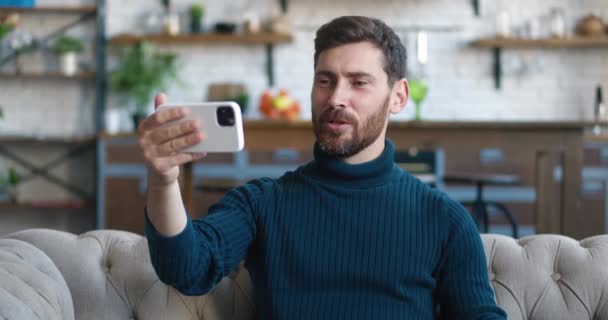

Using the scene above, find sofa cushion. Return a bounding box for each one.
[0,238,74,320]
[482,234,608,320]
[6,228,255,320]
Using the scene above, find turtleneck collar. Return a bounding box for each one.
[301,139,399,188]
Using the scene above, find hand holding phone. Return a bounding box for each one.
[137,94,208,187]
[156,101,245,153]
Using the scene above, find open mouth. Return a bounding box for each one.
[325,119,351,131]
[319,109,355,132]
[328,120,348,125]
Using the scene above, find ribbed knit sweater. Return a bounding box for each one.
[145,140,507,319]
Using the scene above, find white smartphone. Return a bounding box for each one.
[156,101,245,153]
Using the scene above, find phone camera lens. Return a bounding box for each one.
[217,106,235,126]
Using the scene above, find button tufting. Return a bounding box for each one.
[551,273,561,281]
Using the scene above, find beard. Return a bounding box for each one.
[313,96,390,158]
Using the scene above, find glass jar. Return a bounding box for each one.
[162,10,180,36]
[549,8,566,38]
[496,11,511,38]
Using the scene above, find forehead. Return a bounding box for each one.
[315,41,387,78]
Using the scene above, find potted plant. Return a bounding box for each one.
[0,167,21,203]
[190,3,204,33]
[3,21,36,74]
[0,14,17,42]
[109,42,179,127]
[51,36,83,76]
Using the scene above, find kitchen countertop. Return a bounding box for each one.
[99,120,598,140]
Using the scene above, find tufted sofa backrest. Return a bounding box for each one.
[482,234,608,320]
[6,229,254,320]
[5,229,608,320]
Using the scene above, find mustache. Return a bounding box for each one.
[319,108,356,124]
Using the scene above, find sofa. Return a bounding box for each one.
[0,228,606,320]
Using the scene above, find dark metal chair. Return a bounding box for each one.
[394,147,444,188]
[443,174,520,238]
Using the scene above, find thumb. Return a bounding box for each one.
[154,93,167,110]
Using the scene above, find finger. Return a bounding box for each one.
[138,107,190,133]
[190,152,207,159]
[154,93,167,110]
[148,119,201,145]
[155,131,204,156]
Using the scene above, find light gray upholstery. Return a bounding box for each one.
[482,234,608,320]
[1,229,607,320]
[3,228,254,320]
[0,238,74,320]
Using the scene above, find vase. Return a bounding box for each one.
[104,109,121,134]
[163,11,180,36]
[59,52,77,76]
[131,112,148,130]
[190,20,202,33]
[414,103,423,121]
[14,55,23,74]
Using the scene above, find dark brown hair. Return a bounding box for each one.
[314,16,407,84]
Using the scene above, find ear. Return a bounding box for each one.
[389,78,409,114]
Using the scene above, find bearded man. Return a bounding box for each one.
[137,15,507,320]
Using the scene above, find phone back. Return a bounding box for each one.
[157,101,244,153]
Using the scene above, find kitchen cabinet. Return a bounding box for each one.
[99,120,595,239]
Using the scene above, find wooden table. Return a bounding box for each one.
[181,120,589,238]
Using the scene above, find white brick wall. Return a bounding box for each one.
[104,0,608,123]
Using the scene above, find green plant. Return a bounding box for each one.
[7,168,20,186]
[190,3,204,21]
[0,24,13,42]
[109,42,179,115]
[0,13,18,42]
[51,36,83,54]
[0,167,20,190]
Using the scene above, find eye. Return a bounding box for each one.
[316,77,332,87]
[353,80,369,87]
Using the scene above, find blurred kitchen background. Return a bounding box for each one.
[1,0,607,239]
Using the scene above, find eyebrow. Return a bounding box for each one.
[314,70,376,81]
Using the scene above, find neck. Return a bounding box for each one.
[341,133,387,164]
[305,138,398,188]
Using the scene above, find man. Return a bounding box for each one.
[138,16,507,319]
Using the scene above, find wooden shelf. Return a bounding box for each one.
[472,36,608,48]
[0,72,96,79]
[0,5,96,14]
[0,201,91,210]
[110,32,293,86]
[109,32,294,45]
[0,135,96,143]
[471,36,608,89]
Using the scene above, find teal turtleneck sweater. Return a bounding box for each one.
[145,140,507,319]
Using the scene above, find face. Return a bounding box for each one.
[311,41,406,158]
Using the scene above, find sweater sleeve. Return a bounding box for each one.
[144,178,271,296]
[436,197,507,320]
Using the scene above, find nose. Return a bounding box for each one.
[327,81,351,108]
